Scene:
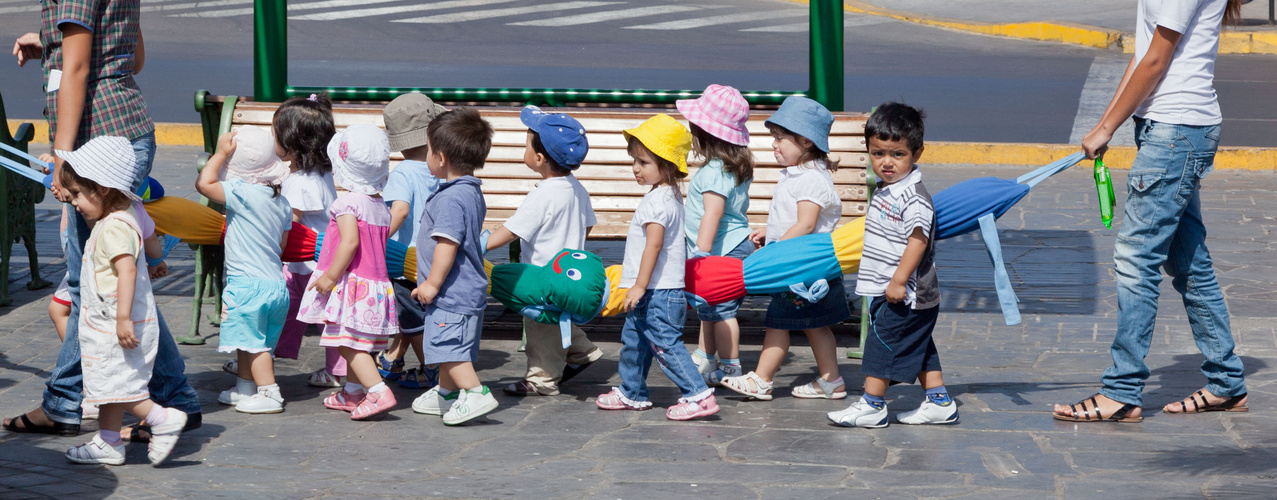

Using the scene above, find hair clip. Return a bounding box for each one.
[308,94,319,102]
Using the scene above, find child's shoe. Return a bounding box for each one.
[693,352,717,385]
[595,388,653,411]
[222,359,238,375]
[236,386,285,414]
[897,398,959,425]
[398,364,439,390]
[666,393,720,421]
[66,434,126,465]
[218,378,257,406]
[323,390,366,412]
[147,408,188,466]
[720,371,774,401]
[411,386,458,415]
[351,389,396,420]
[81,402,99,421]
[307,368,343,388]
[827,397,889,428]
[791,376,848,400]
[442,386,499,425]
[376,352,405,381]
[707,362,742,387]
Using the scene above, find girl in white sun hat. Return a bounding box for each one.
[196,125,295,415]
[297,124,400,420]
[56,136,187,466]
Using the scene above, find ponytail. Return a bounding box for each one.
[1223,0,1242,26]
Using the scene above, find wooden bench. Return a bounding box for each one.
[188,92,870,338]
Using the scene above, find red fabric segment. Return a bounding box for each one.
[280,222,318,262]
[684,256,746,305]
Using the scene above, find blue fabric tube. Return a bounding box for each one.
[978,213,1021,326]
[742,233,842,295]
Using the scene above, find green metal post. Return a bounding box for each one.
[809,0,844,111]
[254,0,287,102]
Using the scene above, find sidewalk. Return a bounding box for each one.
[2,148,1275,498]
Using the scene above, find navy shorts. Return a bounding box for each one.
[764,276,850,330]
[393,279,426,336]
[861,296,942,384]
[694,239,754,322]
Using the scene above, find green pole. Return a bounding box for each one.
[808,0,844,111]
[254,0,287,102]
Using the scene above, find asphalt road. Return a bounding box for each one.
[1,0,1275,146]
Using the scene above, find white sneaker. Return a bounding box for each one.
[148,408,187,466]
[66,434,126,465]
[235,386,285,414]
[897,398,959,425]
[827,398,890,428]
[411,386,458,415]
[442,386,499,425]
[218,378,256,406]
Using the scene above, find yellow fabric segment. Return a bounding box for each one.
[831,216,865,274]
[144,196,225,245]
[403,247,418,283]
[484,259,494,294]
[599,264,629,318]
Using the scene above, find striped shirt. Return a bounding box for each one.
[41,0,153,147]
[855,168,939,309]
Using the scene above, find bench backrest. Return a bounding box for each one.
[225,100,870,239]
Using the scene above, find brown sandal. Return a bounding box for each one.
[1166,389,1248,414]
[1053,394,1143,423]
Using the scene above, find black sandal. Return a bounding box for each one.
[1167,389,1248,414]
[1053,395,1143,423]
[3,413,80,436]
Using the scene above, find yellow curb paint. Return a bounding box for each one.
[8,120,205,147]
[925,142,1277,172]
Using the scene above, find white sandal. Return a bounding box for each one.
[222,359,238,375]
[721,371,774,401]
[792,377,847,400]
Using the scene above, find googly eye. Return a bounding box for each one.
[571,252,587,260]
[566,269,582,281]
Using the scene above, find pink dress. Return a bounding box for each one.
[297,193,398,352]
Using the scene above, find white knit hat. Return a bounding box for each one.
[328,124,389,195]
[225,125,289,186]
[55,136,142,200]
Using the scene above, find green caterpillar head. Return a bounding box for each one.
[540,249,608,318]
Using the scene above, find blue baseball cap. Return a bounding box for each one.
[520,105,589,169]
[765,96,834,153]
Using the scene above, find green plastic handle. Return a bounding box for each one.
[1095,157,1115,229]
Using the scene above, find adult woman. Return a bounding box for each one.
[1053,0,1248,423]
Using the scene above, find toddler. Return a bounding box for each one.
[197,126,294,414]
[298,124,400,420]
[721,96,850,401]
[56,137,186,466]
[596,114,719,421]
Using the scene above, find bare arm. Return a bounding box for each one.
[778,201,821,241]
[12,32,41,67]
[51,25,92,174]
[1082,26,1183,159]
[623,223,665,311]
[113,254,140,349]
[133,31,144,74]
[412,238,459,304]
[485,225,518,252]
[387,200,411,237]
[309,214,359,294]
[695,192,726,253]
[885,227,929,304]
[195,131,235,204]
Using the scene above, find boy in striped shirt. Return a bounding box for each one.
[828,102,957,428]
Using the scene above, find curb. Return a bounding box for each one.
[11,120,205,148]
[925,142,1276,172]
[789,0,1277,54]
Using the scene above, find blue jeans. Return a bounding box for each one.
[43,132,200,424]
[618,289,707,401]
[1100,118,1246,407]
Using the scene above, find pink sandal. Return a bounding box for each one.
[595,388,652,411]
[666,394,720,421]
[323,390,365,412]
[351,390,396,420]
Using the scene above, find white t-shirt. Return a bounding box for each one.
[620,185,685,290]
[765,160,842,244]
[1134,0,1226,126]
[280,170,337,274]
[503,175,597,267]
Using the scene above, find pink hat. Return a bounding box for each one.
[676,84,750,146]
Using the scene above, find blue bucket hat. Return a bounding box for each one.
[764,96,834,153]
[520,105,589,169]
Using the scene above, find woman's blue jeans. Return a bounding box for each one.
[1100,118,1246,407]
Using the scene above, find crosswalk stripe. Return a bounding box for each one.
[740,16,889,32]
[0,5,38,14]
[291,0,516,21]
[142,0,252,13]
[625,10,805,30]
[508,4,716,27]
[395,1,622,24]
[2,0,192,15]
[171,0,411,19]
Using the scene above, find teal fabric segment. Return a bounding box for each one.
[742,233,841,295]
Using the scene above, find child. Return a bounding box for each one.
[596,114,719,421]
[676,85,755,387]
[828,102,956,428]
[56,136,186,466]
[197,126,294,414]
[721,96,849,401]
[273,94,343,388]
[408,108,499,425]
[379,93,444,389]
[297,124,400,420]
[485,105,602,397]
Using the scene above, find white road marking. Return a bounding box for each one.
[625,10,805,30]
[172,0,412,18]
[508,4,715,27]
[741,15,889,32]
[291,0,518,21]
[395,1,622,24]
[143,0,253,13]
[1069,54,1135,147]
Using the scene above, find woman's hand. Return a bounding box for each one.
[1081,125,1112,160]
[308,274,336,295]
[12,33,41,67]
[116,318,139,349]
[623,287,645,312]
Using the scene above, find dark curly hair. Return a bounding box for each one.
[273,94,336,175]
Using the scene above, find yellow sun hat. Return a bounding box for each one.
[622,113,692,174]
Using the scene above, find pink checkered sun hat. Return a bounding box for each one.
[676,84,750,146]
